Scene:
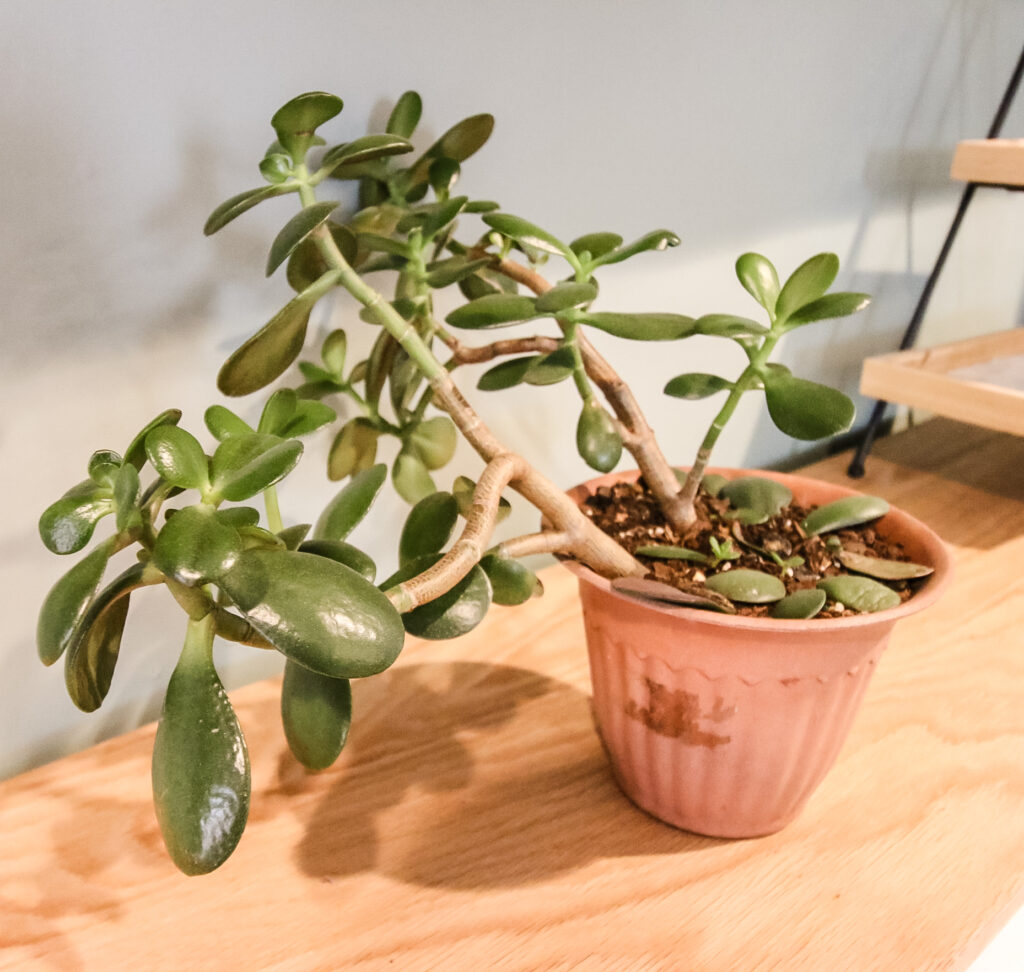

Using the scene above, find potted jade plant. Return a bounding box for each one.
[36,91,950,875]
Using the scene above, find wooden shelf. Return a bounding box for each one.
[1,419,1023,971]
[951,138,1024,186]
[861,329,1024,437]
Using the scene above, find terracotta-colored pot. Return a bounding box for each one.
[563,468,952,838]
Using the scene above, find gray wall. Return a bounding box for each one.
[3,0,1023,778]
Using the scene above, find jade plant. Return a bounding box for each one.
[36,90,933,875]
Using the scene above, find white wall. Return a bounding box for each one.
[2,1,1023,780]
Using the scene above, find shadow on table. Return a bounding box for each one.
[285,660,724,890]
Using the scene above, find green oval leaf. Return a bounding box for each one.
[145,426,209,491]
[705,568,786,604]
[287,224,357,293]
[321,134,413,176]
[576,402,622,473]
[152,621,250,875]
[801,495,890,536]
[281,660,352,771]
[209,434,303,502]
[693,314,769,339]
[535,281,598,314]
[276,523,311,550]
[593,229,680,267]
[446,294,538,330]
[817,575,901,613]
[407,416,457,470]
[569,232,623,260]
[634,544,710,564]
[220,549,405,677]
[453,475,511,523]
[735,252,780,315]
[124,409,182,470]
[482,212,571,258]
[271,91,343,160]
[399,492,459,566]
[215,506,261,529]
[87,450,122,487]
[525,346,576,386]
[386,90,422,138]
[423,255,491,290]
[37,537,115,665]
[762,370,855,441]
[403,113,494,191]
[204,405,253,442]
[775,253,839,324]
[257,389,298,436]
[383,556,492,640]
[610,576,735,613]
[315,463,388,540]
[327,418,380,482]
[664,372,734,399]
[392,448,436,505]
[265,201,339,277]
[477,356,536,391]
[39,492,112,555]
[719,476,793,525]
[772,588,827,619]
[152,505,243,586]
[113,462,141,531]
[204,185,290,236]
[838,550,933,580]
[480,554,542,606]
[578,312,696,341]
[428,157,461,195]
[299,538,377,582]
[784,292,870,329]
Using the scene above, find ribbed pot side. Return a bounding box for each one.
[563,469,952,839]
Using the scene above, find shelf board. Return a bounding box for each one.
[861,328,1024,436]
[950,139,1024,187]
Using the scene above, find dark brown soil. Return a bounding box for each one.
[580,478,920,618]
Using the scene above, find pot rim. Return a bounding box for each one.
[562,466,953,632]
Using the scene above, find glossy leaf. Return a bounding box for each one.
[204,185,290,236]
[423,256,491,289]
[774,253,839,324]
[525,347,576,386]
[204,405,253,442]
[257,389,297,436]
[327,418,380,481]
[281,660,352,771]
[735,252,780,315]
[266,201,339,277]
[152,620,250,875]
[321,134,412,176]
[445,294,538,329]
[693,314,769,339]
[215,506,261,529]
[259,152,292,184]
[39,491,112,555]
[569,232,623,260]
[634,544,710,564]
[219,549,405,677]
[593,229,680,267]
[404,113,494,190]
[64,563,146,712]
[145,426,209,491]
[299,538,377,582]
[477,356,535,391]
[314,463,387,540]
[578,312,696,341]
[287,224,358,293]
[392,448,435,505]
[705,568,786,604]
[124,409,182,470]
[88,450,122,487]
[784,292,870,328]
[610,576,735,614]
[280,400,336,438]
[428,157,461,196]
[576,402,622,472]
[817,575,901,613]
[838,550,933,580]
[399,492,459,566]
[453,475,511,523]
[407,417,457,470]
[482,212,570,258]
[383,555,492,641]
[480,554,542,606]
[277,523,311,550]
[113,462,141,531]
[386,90,422,138]
[772,588,827,619]
[209,434,303,502]
[720,476,793,525]
[664,372,734,399]
[271,91,343,160]
[37,537,115,665]
[152,505,243,586]
[801,495,890,536]
[762,369,855,441]
[364,330,401,408]
[535,281,598,314]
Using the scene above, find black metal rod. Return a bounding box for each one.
[848,41,1024,478]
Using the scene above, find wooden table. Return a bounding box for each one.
[2,418,1023,971]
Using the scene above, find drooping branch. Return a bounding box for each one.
[442,333,561,365]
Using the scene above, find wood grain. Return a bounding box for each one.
[2,419,1023,971]
[951,139,1024,187]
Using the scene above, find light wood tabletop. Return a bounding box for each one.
[2,418,1022,971]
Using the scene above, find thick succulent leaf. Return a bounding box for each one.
[259,152,292,184]
[453,475,511,523]
[459,272,501,301]
[204,185,290,236]
[838,550,933,580]
[145,426,209,491]
[219,549,405,678]
[411,196,468,239]
[735,252,780,315]
[392,449,436,505]
[399,492,459,566]
[299,539,376,582]
[428,157,461,195]
[772,588,827,619]
[693,314,769,339]
[113,462,141,531]
[784,292,871,328]
[280,400,336,438]
[271,91,343,160]
[705,568,786,604]
[64,563,146,712]
[321,134,412,176]
[446,294,538,329]
[124,409,182,470]
[152,623,250,875]
[39,491,113,555]
[578,312,696,341]
[404,113,494,190]
[569,232,623,260]
[762,369,855,441]
[287,224,358,292]
[634,544,710,564]
[266,201,339,277]
[383,555,492,640]
[386,90,422,138]
[257,389,297,435]
[535,281,598,314]
[423,256,491,289]
[801,495,890,536]
[477,356,535,391]
[209,434,303,502]
[774,253,839,324]
[88,450,122,487]
[407,417,457,471]
[152,505,243,586]
[593,229,680,267]
[204,405,254,442]
[480,554,542,606]
[37,537,115,665]
[664,372,734,399]
[481,213,571,258]
[314,463,387,540]
[327,418,380,481]
[576,402,622,472]
[281,660,352,771]
[818,575,901,613]
[277,523,311,550]
[610,576,735,613]
[524,347,576,386]
[215,506,261,529]
[719,476,793,525]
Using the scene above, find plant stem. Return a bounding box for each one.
[264,486,284,534]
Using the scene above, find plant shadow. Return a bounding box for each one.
[288,660,723,890]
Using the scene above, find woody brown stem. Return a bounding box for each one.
[497,530,572,559]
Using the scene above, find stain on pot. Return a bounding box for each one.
[625,679,733,747]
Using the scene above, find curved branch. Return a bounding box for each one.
[497,530,572,559]
[445,334,561,366]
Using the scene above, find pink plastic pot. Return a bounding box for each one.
[563,469,952,838]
